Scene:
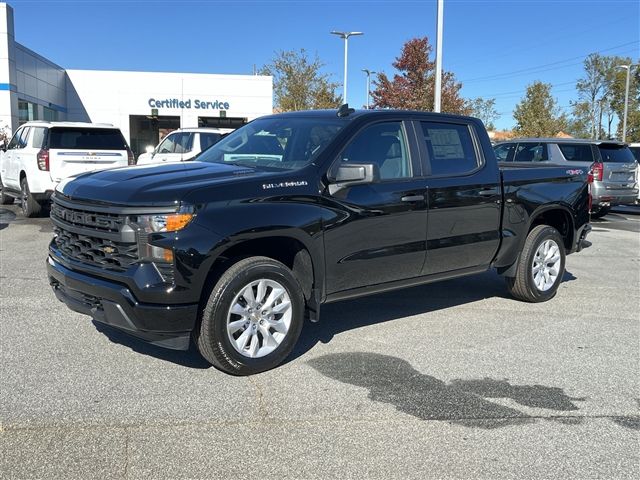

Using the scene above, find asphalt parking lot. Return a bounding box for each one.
[1,203,639,479]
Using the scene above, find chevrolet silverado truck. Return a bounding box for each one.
[47,107,591,375]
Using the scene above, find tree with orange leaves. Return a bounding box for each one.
[371,37,469,115]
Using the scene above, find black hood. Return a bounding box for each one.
[56,162,268,206]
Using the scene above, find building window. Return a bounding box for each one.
[18,100,39,125]
[43,107,58,122]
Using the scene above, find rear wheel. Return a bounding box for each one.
[590,206,610,219]
[195,256,305,375]
[20,177,42,217]
[0,176,14,205]
[506,225,566,303]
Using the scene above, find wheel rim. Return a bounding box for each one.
[226,278,292,359]
[531,239,561,292]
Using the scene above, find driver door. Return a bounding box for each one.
[322,120,428,295]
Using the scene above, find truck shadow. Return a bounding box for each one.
[92,321,212,369]
[90,269,575,371]
[308,352,588,429]
[292,269,576,361]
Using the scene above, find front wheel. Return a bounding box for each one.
[506,225,566,303]
[195,256,305,375]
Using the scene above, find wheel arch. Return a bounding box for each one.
[199,232,322,313]
[498,203,575,277]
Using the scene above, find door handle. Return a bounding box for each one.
[478,188,499,196]
[401,194,425,202]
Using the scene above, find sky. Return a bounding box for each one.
[7,0,640,130]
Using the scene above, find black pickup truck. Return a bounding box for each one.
[47,108,591,375]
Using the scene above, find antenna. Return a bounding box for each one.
[337,103,355,118]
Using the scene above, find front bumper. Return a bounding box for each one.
[47,255,198,350]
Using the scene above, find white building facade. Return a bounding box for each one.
[0,3,272,154]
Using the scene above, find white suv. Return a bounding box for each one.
[0,122,133,217]
[136,128,229,165]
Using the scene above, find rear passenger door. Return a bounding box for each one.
[513,142,549,163]
[418,120,502,275]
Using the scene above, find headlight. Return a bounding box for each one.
[136,207,194,233]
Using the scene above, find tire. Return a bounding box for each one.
[506,225,566,303]
[0,176,14,205]
[20,177,42,217]
[590,206,610,219]
[195,256,305,375]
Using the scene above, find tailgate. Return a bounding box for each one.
[598,144,637,188]
[46,127,129,182]
[49,149,127,182]
[603,162,637,187]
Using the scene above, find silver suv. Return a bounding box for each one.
[494,138,638,218]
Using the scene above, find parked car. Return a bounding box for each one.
[0,121,133,217]
[629,142,640,203]
[48,108,591,375]
[493,138,638,218]
[136,128,229,165]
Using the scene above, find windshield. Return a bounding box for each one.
[629,146,640,162]
[598,144,636,163]
[196,117,345,170]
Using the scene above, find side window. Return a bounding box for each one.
[31,127,47,149]
[494,143,515,162]
[337,122,411,180]
[421,122,479,175]
[6,128,24,150]
[514,142,548,162]
[173,133,193,154]
[17,127,31,149]
[157,134,177,154]
[199,133,221,151]
[558,143,594,162]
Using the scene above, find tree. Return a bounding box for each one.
[371,37,469,114]
[571,54,630,139]
[260,49,342,112]
[513,81,567,137]
[467,97,499,130]
[610,60,640,142]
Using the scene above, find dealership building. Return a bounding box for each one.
[0,2,272,154]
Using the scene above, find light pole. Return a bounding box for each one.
[331,31,363,104]
[434,0,444,112]
[616,64,637,142]
[362,69,376,109]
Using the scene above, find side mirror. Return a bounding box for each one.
[328,163,379,195]
[145,145,154,154]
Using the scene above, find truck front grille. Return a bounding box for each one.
[51,202,125,233]
[53,226,139,272]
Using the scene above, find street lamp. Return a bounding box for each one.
[434,0,444,112]
[330,31,363,104]
[362,69,376,109]
[616,64,638,142]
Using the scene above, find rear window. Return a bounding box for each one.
[558,143,593,162]
[48,128,127,150]
[200,132,222,151]
[598,145,636,163]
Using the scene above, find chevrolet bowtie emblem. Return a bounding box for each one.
[102,246,116,254]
